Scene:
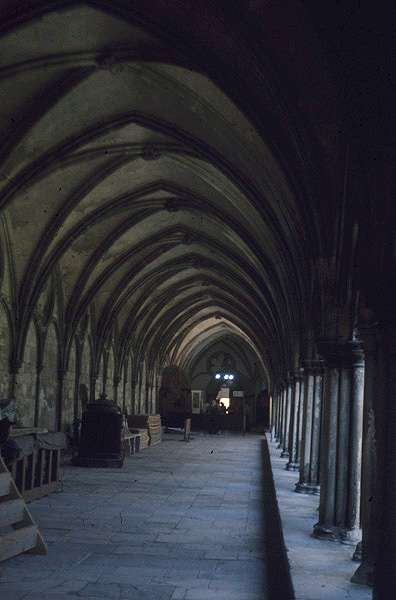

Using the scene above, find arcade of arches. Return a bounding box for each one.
[0,2,394,598]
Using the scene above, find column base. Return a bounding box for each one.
[285,461,300,471]
[312,524,362,545]
[312,523,342,542]
[340,528,362,546]
[352,541,362,562]
[280,450,289,458]
[295,481,320,495]
[351,560,373,586]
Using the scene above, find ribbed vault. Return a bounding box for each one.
[0,1,346,410]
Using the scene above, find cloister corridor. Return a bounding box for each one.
[0,2,394,598]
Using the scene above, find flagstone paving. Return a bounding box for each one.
[0,432,269,600]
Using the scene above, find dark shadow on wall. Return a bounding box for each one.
[262,436,295,600]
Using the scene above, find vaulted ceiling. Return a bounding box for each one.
[0,1,364,387]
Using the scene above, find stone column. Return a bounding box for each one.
[131,380,136,415]
[296,359,323,494]
[281,377,292,458]
[34,362,44,427]
[145,379,150,413]
[273,388,278,441]
[276,385,282,448]
[122,373,127,414]
[113,375,120,405]
[296,374,305,467]
[371,317,396,598]
[276,384,285,449]
[313,341,364,543]
[286,371,302,470]
[90,372,98,403]
[351,323,378,586]
[272,389,280,442]
[9,357,22,400]
[56,367,65,432]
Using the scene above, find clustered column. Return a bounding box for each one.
[272,387,282,443]
[351,324,378,586]
[295,359,323,495]
[276,382,286,451]
[281,375,293,458]
[286,369,304,471]
[370,316,396,597]
[313,341,364,544]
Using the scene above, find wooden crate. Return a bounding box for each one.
[9,448,61,503]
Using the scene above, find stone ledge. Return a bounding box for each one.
[266,437,372,600]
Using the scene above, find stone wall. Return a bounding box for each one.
[14,320,37,427]
[39,322,58,430]
[0,303,10,398]
[0,293,157,430]
[62,341,76,435]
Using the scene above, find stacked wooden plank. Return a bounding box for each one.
[147,414,161,446]
[127,414,161,447]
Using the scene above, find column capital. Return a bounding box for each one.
[318,340,364,368]
[302,358,324,376]
[294,367,304,381]
[356,322,379,355]
[286,371,295,383]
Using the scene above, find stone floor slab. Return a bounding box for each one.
[1,433,269,598]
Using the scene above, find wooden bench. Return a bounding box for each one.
[122,432,140,457]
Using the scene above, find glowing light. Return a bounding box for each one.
[224,374,229,380]
[229,374,234,380]
[215,373,221,379]
[220,397,230,410]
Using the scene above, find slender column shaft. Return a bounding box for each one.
[346,362,364,532]
[131,381,136,415]
[313,341,364,543]
[287,371,302,470]
[272,391,280,442]
[296,376,305,465]
[318,366,339,531]
[34,363,43,427]
[371,318,396,597]
[276,389,281,440]
[277,385,286,450]
[296,361,323,494]
[281,376,293,458]
[335,367,351,528]
[310,370,323,491]
[56,369,65,432]
[352,324,378,586]
[296,369,314,493]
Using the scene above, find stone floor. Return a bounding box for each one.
[0,432,269,600]
[267,438,373,600]
[0,432,374,600]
